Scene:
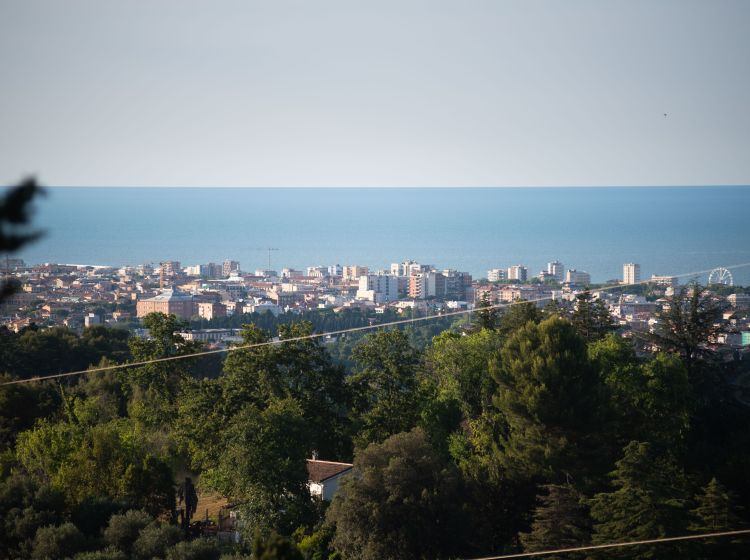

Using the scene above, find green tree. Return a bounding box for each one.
[421,329,504,420]
[0,474,66,559]
[79,325,132,366]
[520,484,591,559]
[418,329,504,458]
[570,291,616,342]
[174,375,227,472]
[590,442,689,560]
[253,531,304,560]
[16,419,174,515]
[691,478,743,532]
[0,373,59,448]
[497,300,542,339]
[31,522,86,560]
[222,322,351,459]
[688,478,746,559]
[72,548,128,560]
[126,312,203,426]
[14,326,85,378]
[648,284,726,379]
[165,538,221,560]
[493,317,606,482]
[590,336,693,452]
[637,354,693,449]
[203,398,313,537]
[475,292,499,331]
[446,414,538,555]
[327,428,469,560]
[102,509,153,555]
[71,495,125,538]
[348,330,421,448]
[132,523,183,560]
[296,523,337,560]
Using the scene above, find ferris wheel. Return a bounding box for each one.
[708,267,733,286]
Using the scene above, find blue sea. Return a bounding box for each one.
[13,187,750,286]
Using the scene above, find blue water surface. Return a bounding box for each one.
[15,187,750,285]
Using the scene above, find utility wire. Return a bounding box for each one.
[2,261,749,387]
[463,528,750,559]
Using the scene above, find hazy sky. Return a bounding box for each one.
[1,0,748,187]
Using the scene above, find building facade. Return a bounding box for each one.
[650,275,678,288]
[507,265,528,282]
[356,274,399,303]
[136,288,195,320]
[342,265,369,281]
[547,261,564,281]
[623,263,641,285]
[565,269,591,286]
[487,268,506,282]
[223,260,241,277]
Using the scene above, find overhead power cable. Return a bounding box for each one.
[462,528,750,559]
[1,261,749,387]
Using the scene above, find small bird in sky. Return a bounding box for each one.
[664,113,668,117]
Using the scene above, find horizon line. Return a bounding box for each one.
[4,184,750,189]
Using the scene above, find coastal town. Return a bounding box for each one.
[2,257,749,353]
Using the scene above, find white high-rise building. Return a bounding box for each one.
[487,268,506,282]
[623,263,641,285]
[390,260,422,277]
[357,274,399,303]
[507,265,528,282]
[547,261,564,282]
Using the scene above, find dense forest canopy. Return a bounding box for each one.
[1,285,750,559]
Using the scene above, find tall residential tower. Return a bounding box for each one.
[623,263,641,285]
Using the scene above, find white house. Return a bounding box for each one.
[306,459,353,501]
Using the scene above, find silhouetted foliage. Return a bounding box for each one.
[647,283,726,379]
[0,178,44,304]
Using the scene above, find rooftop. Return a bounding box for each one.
[306,459,353,483]
[143,288,194,302]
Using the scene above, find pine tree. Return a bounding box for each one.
[590,442,689,559]
[691,478,742,532]
[497,300,541,338]
[493,317,606,482]
[648,283,726,379]
[475,291,499,331]
[571,290,616,342]
[520,484,591,559]
[688,478,746,559]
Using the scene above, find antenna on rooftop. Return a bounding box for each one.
[251,247,279,270]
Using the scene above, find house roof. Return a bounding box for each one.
[145,288,194,302]
[306,459,353,483]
